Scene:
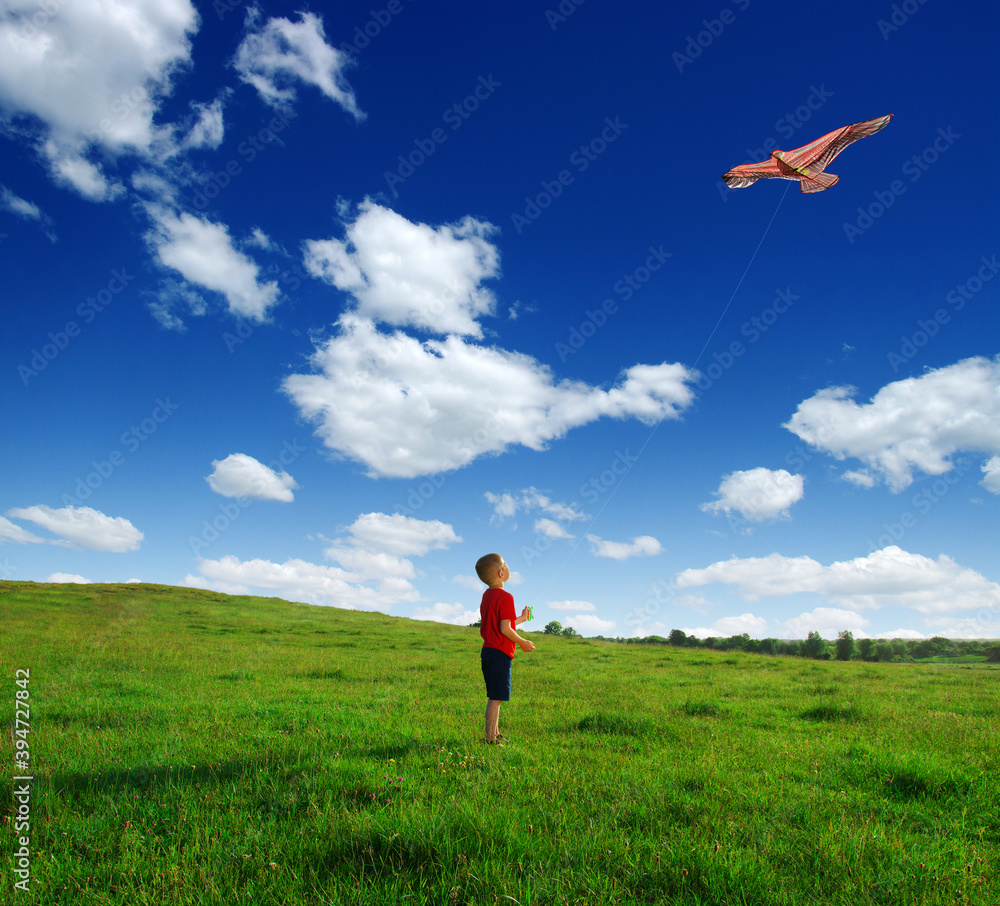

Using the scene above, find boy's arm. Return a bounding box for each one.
[501,619,535,652]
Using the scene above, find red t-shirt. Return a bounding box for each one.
[480,587,517,658]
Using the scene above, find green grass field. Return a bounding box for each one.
[2,581,997,905]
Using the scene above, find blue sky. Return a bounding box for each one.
[1,0,998,640]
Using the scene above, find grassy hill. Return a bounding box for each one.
[1,581,997,905]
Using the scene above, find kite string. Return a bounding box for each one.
[537,182,791,600]
[692,181,791,368]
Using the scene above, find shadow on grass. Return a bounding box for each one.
[42,707,166,730]
[0,757,282,823]
[574,713,680,741]
[47,758,272,801]
[218,669,257,681]
[875,763,972,802]
[301,668,348,680]
[311,824,480,895]
[679,699,726,718]
[367,742,415,761]
[799,704,868,722]
[843,746,974,802]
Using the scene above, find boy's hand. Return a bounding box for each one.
[519,638,536,653]
[519,606,532,623]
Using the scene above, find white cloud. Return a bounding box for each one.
[0,515,44,545]
[0,185,41,220]
[486,488,587,524]
[0,0,198,195]
[47,572,91,584]
[701,468,804,522]
[683,613,770,638]
[782,607,870,638]
[246,227,273,251]
[325,546,416,583]
[982,456,1000,494]
[842,469,877,488]
[566,613,616,635]
[6,505,143,552]
[144,205,280,321]
[304,201,499,337]
[486,493,520,519]
[177,97,226,151]
[453,573,483,590]
[784,356,1000,491]
[674,594,714,613]
[677,545,1000,615]
[322,512,461,585]
[187,553,420,610]
[874,628,926,640]
[586,534,662,560]
[206,453,297,502]
[922,615,1000,640]
[534,518,574,540]
[678,553,823,600]
[547,600,596,612]
[234,11,362,118]
[42,141,125,201]
[340,512,461,556]
[284,315,695,478]
[412,602,480,625]
[146,279,206,331]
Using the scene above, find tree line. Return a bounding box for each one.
[542,623,1000,662]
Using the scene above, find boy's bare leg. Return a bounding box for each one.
[484,699,501,742]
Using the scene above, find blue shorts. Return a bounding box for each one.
[481,646,512,701]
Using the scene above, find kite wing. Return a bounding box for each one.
[780,114,893,174]
[721,158,784,188]
[721,114,892,193]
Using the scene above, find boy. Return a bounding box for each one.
[476,553,534,745]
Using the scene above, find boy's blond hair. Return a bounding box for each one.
[475,553,504,584]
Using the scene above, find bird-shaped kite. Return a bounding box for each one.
[721,114,892,193]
